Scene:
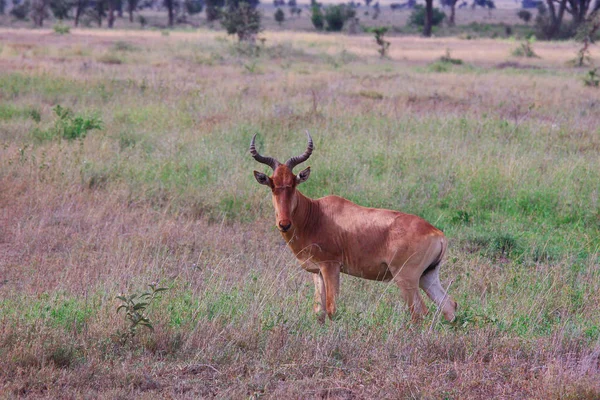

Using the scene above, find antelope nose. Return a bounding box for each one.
[278,221,292,232]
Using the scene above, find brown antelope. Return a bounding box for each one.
[250,132,457,323]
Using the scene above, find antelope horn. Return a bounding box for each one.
[250,134,280,170]
[285,131,313,171]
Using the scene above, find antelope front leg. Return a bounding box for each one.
[320,263,341,320]
[312,272,326,323]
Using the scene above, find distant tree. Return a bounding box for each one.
[73,0,86,25]
[323,4,354,31]
[31,0,50,26]
[424,0,433,36]
[205,0,223,21]
[10,0,31,20]
[471,0,495,9]
[164,0,176,26]
[372,1,379,18]
[221,1,261,41]
[107,0,116,27]
[185,0,203,15]
[409,4,445,35]
[371,26,390,57]
[90,0,107,26]
[364,0,371,6]
[311,4,324,29]
[49,0,73,20]
[440,0,458,25]
[517,8,532,23]
[126,0,138,21]
[535,0,599,39]
[274,6,284,24]
[0,0,5,14]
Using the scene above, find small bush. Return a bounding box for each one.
[439,49,463,64]
[53,105,102,140]
[115,283,168,344]
[53,22,70,34]
[274,7,285,25]
[33,105,102,142]
[98,52,124,64]
[112,41,137,52]
[583,68,599,87]
[409,4,445,27]
[138,15,147,28]
[512,38,539,58]
[358,90,384,99]
[323,4,355,32]
[517,9,531,24]
[369,26,390,58]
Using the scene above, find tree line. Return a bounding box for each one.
[1,0,598,40]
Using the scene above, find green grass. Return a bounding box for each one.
[0,30,599,397]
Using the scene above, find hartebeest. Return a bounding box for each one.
[250,132,457,322]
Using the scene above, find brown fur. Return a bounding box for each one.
[254,161,457,323]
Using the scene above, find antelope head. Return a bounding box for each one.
[250,132,313,232]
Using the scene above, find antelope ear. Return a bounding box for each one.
[254,171,272,187]
[296,167,311,184]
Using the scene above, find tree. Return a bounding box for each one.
[221,1,261,41]
[371,26,390,57]
[409,4,445,35]
[126,0,138,21]
[49,0,73,20]
[107,0,116,27]
[311,4,324,29]
[185,0,203,15]
[31,0,50,25]
[424,0,433,36]
[274,6,284,24]
[517,9,532,23]
[323,4,354,31]
[164,0,176,27]
[73,0,86,25]
[11,0,31,20]
[0,0,5,14]
[440,0,458,26]
[205,0,224,21]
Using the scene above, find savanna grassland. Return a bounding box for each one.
[0,28,599,398]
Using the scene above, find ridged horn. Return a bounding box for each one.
[250,134,280,170]
[285,131,313,171]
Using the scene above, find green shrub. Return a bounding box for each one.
[221,1,262,41]
[517,9,531,24]
[33,105,102,141]
[323,4,355,32]
[368,26,390,58]
[185,0,204,14]
[115,283,168,344]
[10,0,30,20]
[583,68,599,87]
[511,38,539,58]
[274,7,285,25]
[53,105,102,140]
[311,5,324,30]
[409,5,445,27]
[439,49,463,64]
[53,22,70,34]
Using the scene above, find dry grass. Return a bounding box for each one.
[0,28,599,398]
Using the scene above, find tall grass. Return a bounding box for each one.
[0,29,598,397]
